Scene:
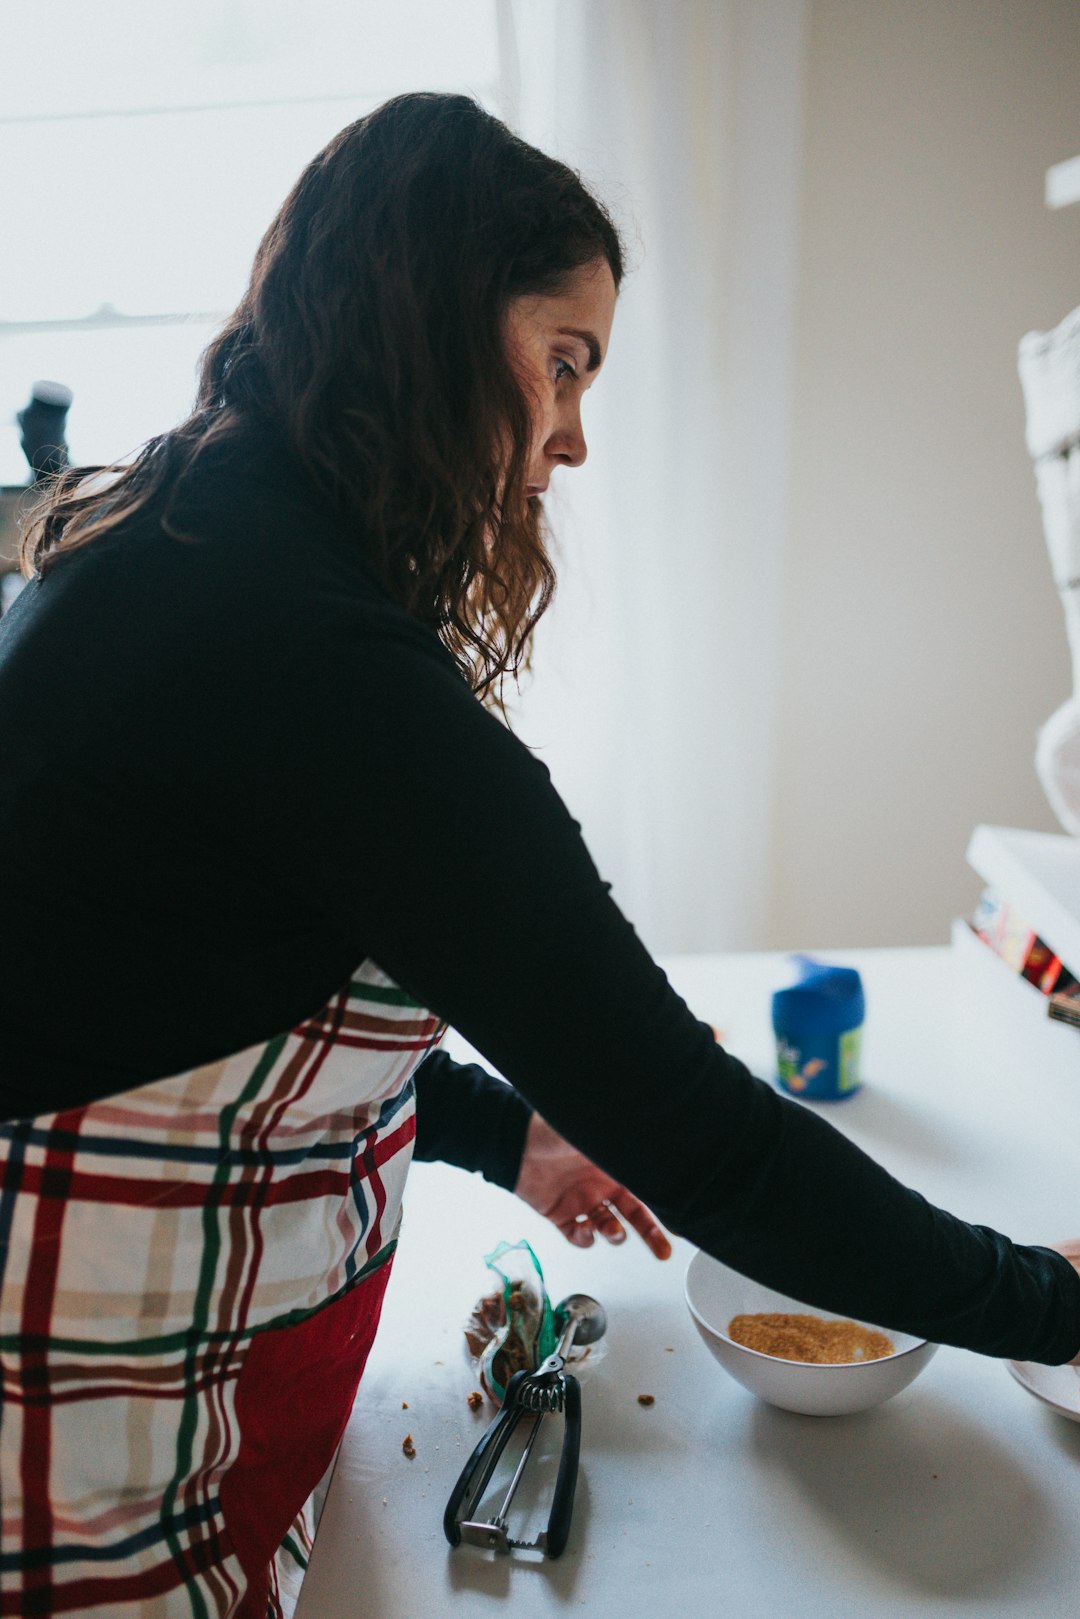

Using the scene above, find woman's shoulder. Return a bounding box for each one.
[57,437,416,628]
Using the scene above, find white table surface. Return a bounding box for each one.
[295,947,1080,1619]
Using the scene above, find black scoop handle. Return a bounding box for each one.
[544,1373,582,1559]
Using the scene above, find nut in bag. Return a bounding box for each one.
[464,1239,558,1405]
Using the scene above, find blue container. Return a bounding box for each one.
[771,956,865,1101]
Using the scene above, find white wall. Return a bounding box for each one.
[765,0,1080,948]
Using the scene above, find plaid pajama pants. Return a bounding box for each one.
[0,962,443,1618]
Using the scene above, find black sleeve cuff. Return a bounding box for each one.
[412,1048,534,1192]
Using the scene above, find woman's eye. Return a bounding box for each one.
[552,357,577,383]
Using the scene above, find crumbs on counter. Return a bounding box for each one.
[401,1401,408,1409]
[637,1394,655,1407]
[402,1434,416,1459]
[466,1391,483,1411]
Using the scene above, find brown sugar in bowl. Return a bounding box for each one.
[728,1311,895,1364]
[685,1253,937,1416]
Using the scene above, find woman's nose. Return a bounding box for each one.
[548,407,587,469]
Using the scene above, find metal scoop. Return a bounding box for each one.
[444,1293,607,1558]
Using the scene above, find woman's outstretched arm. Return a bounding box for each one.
[245,600,1080,1364]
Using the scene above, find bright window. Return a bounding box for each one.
[0,0,504,482]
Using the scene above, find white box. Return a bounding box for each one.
[952,824,1080,1097]
[965,823,1080,971]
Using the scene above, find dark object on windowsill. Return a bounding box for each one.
[17,380,73,484]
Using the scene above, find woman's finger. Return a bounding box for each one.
[609,1188,672,1259]
[588,1201,627,1245]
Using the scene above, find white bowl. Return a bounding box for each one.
[1007,1358,1080,1424]
[685,1251,938,1416]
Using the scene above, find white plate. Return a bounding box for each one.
[1007,1359,1080,1423]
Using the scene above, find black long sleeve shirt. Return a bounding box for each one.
[1,437,1077,1363]
[412,1050,531,1187]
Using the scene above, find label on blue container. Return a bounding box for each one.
[776,1024,862,1100]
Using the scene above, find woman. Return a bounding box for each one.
[1,92,1077,1618]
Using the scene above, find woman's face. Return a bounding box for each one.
[503,257,617,499]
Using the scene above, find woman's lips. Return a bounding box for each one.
[527,484,548,497]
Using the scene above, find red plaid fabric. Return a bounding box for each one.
[0,961,443,1617]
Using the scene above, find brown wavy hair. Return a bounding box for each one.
[21,93,623,703]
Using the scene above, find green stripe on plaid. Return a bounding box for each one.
[0,1241,398,1362]
[344,979,427,1008]
[279,1534,308,1571]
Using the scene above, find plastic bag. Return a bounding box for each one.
[463,1239,558,1404]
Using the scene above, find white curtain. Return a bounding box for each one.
[502,0,808,953]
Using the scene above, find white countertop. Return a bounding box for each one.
[295,947,1080,1619]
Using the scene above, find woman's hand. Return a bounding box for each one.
[513,1112,672,1259]
[1048,1240,1080,1364]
